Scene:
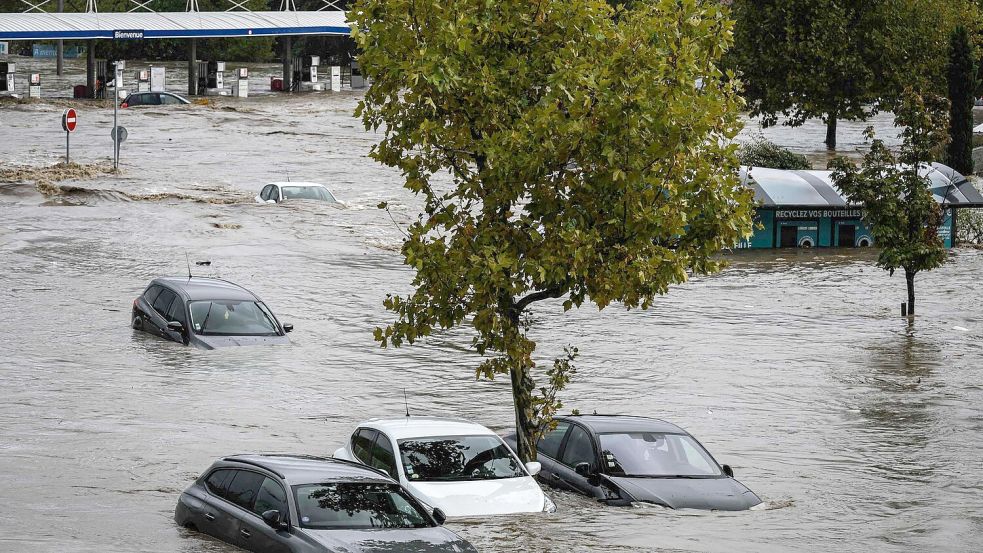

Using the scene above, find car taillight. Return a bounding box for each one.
[133,298,139,308]
[121,102,128,108]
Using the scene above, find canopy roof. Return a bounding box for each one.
[0,11,349,40]
[741,163,983,208]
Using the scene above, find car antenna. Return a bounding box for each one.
[186,252,193,280]
[404,389,410,418]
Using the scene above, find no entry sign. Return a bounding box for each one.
[62,108,77,133]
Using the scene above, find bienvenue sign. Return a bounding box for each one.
[113,30,145,40]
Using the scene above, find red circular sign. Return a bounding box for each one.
[62,108,78,133]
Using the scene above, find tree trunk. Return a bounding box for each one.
[825,114,838,150]
[905,268,915,316]
[509,363,537,462]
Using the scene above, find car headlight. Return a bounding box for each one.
[542,494,557,513]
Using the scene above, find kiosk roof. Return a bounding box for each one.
[741,163,983,208]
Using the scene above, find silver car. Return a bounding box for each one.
[175,454,477,553]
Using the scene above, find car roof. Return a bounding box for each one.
[267,182,327,188]
[220,454,392,486]
[361,417,497,441]
[152,277,259,301]
[559,414,688,435]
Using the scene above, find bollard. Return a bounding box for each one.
[901,303,907,317]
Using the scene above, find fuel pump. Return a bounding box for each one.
[232,67,249,98]
[28,73,40,98]
[135,69,150,92]
[0,62,16,94]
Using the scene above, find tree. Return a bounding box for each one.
[728,0,885,150]
[830,90,950,316]
[738,138,812,170]
[728,0,979,150]
[947,26,977,175]
[352,0,755,461]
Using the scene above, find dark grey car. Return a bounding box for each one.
[132,277,292,349]
[506,415,761,511]
[175,454,478,553]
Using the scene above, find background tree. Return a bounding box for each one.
[728,0,885,150]
[947,26,977,175]
[728,0,979,150]
[830,90,950,316]
[353,0,755,461]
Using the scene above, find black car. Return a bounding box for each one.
[175,454,477,553]
[507,414,762,511]
[132,277,292,349]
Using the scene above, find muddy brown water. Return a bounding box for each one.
[2,56,983,552]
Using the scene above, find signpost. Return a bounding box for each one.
[61,108,77,164]
[112,62,125,170]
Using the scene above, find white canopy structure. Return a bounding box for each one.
[0,11,349,40]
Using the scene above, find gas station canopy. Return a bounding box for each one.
[741,163,983,208]
[0,11,349,41]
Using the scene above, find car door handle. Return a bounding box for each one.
[240,529,251,538]
[203,513,215,521]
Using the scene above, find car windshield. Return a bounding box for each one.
[280,186,336,202]
[398,435,526,482]
[598,433,722,477]
[188,300,279,336]
[293,482,433,530]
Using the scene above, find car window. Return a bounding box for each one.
[370,432,398,477]
[537,421,569,459]
[126,94,141,106]
[398,435,526,481]
[352,429,378,465]
[152,288,176,316]
[205,469,234,498]
[293,483,432,530]
[143,285,163,304]
[260,185,273,201]
[188,300,279,336]
[560,425,596,471]
[598,433,721,477]
[147,93,162,105]
[253,477,288,516]
[166,296,186,324]
[161,94,183,105]
[225,470,266,511]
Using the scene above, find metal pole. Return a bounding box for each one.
[66,131,70,164]
[282,36,292,92]
[113,69,119,170]
[86,40,95,98]
[56,0,64,76]
[188,38,197,96]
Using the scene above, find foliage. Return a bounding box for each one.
[947,26,977,175]
[738,138,811,170]
[727,0,885,148]
[727,0,979,149]
[830,89,951,315]
[352,0,755,460]
[957,208,983,245]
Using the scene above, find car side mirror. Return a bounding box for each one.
[282,323,293,333]
[722,464,734,478]
[524,461,542,476]
[266,199,276,204]
[166,321,184,332]
[574,462,591,477]
[262,509,287,530]
[431,507,446,526]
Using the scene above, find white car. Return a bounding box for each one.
[333,417,555,517]
[255,182,338,204]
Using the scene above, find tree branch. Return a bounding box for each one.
[515,287,565,313]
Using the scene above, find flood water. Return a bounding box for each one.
[2,56,983,552]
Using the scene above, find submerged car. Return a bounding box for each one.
[175,454,477,553]
[132,277,292,349]
[334,417,555,517]
[256,182,338,204]
[121,91,190,107]
[506,414,762,511]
